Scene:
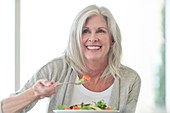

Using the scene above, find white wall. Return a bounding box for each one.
[0,0,166,113]
[0,0,15,100]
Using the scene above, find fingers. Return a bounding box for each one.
[52,82,59,87]
[40,79,54,87]
[33,79,58,99]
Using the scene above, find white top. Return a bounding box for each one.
[70,77,113,106]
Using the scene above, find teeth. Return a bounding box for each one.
[87,46,100,50]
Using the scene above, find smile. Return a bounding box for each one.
[86,46,101,50]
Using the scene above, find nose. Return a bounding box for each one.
[88,33,99,42]
[88,38,99,42]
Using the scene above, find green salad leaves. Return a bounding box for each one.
[56,100,115,110]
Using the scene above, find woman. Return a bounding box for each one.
[0,5,141,113]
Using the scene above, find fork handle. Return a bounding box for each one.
[57,82,75,86]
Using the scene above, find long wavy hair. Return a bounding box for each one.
[64,5,122,78]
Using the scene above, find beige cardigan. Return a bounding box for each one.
[0,56,141,113]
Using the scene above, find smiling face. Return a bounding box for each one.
[82,15,112,64]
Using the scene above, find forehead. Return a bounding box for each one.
[85,15,108,27]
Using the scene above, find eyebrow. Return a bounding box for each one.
[98,27,108,30]
[83,27,108,30]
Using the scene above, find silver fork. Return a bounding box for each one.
[57,82,81,86]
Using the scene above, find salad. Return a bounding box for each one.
[76,75,91,85]
[56,100,115,110]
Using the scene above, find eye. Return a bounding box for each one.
[96,29,106,33]
[82,28,91,34]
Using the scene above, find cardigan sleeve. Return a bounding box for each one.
[0,57,69,113]
[0,101,3,113]
[124,74,141,113]
[0,58,60,113]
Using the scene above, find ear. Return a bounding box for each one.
[110,40,115,47]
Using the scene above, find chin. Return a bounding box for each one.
[85,57,101,61]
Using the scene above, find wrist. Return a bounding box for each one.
[29,87,42,100]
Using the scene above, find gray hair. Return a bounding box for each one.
[64,5,122,77]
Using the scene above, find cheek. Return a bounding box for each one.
[81,36,87,45]
[103,40,112,50]
[81,40,86,50]
[101,37,111,45]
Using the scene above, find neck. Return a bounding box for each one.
[85,59,108,77]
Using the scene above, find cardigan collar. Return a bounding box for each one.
[109,76,120,110]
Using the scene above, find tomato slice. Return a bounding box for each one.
[82,75,91,81]
[105,107,111,110]
[65,107,71,110]
[73,106,81,110]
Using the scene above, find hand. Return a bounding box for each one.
[32,79,58,99]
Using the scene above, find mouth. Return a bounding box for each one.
[86,45,102,50]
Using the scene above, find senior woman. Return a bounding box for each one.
[0,5,141,113]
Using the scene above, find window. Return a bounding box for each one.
[0,0,15,100]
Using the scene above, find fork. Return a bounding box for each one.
[57,82,81,86]
[57,75,90,86]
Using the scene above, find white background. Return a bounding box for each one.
[0,0,169,113]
